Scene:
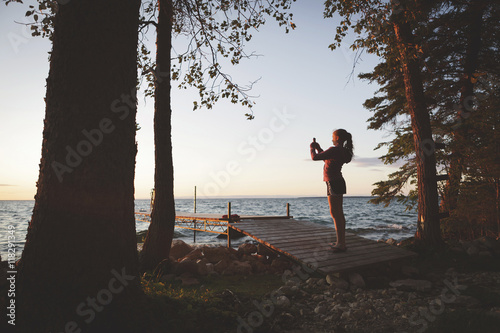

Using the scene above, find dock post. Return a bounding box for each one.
[194,186,197,213]
[227,202,232,248]
[286,203,290,217]
[193,220,196,243]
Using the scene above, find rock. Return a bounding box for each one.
[180,249,204,262]
[170,240,194,260]
[178,276,200,286]
[341,310,351,320]
[250,261,268,274]
[271,257,292,272]
[238,243,258,255]
[206,262,214,274]
[214,258,231,274]
[366,276,390,289]
[467,245,480,256]
[317,278,327,287]
[452,295,481,308]
[475,236,500,251]
[348,273,366,289]
[386,238,397,246]
[277,285,299,297]
[401,265,420,277]
[479,251,492,257]
[314,305,328,314]
[389,279,432,292]
[196,259,209,276]
[223,260,253,276]
[175,259,199,276]
[306,277,321,286]
[275,295,291,308]
[203,246,230,263]
[257,243,276,257]
[326,274,349,290]
[449,246,465,254]
[445,267,457,276]
[159,274,175,283]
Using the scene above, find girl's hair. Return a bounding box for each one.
[334,129,354,163]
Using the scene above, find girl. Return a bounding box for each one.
[310,129,354,252]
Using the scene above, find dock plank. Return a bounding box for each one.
[230,218,416,274]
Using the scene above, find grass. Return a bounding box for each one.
[140,273,285,332]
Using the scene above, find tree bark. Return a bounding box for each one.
[140,0,176,270]
[16,0,143,332]
[443,1,486,213]
[392,11,443,246]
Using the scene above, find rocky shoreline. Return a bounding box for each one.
[145,236,500,332]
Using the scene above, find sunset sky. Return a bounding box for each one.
[0,0,405,200]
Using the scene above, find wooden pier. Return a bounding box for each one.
[135,204,416,274]
[229,218,416,274]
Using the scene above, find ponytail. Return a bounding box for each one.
[334,129,354,163]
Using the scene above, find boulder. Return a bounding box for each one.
[474,236,500,251]
[386,238,397,246]
[196,259,209,276]
[257,243,276,257]
[401,265,420,277]
[348,273,366,289]
[159,274,176,283]
[250,261,268,274]
[170,240,194,260]
[203,246,231,263]
[240,254,257,263]
[466,245,480,256]
[270,257,292,272]
[214,258,231,274]
[389,279,432,292]
[238,243,258,255]
[178,275,200,286]
[326,274,349,290]
[180,248,204,262]
[175,259,199,276]
[275,296,291,308]
[223,260,252,276]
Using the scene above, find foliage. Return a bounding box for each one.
[327,0,499,237]
[7,0,297,119]
[138,0,297,119]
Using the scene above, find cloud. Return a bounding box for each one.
[352,157,383,168]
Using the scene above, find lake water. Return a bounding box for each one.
[0,197,417,261]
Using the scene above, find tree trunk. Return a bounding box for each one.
[392,12,443,246]
[443,1,485,213]
[141,0,176,270]
[16,0,144,332]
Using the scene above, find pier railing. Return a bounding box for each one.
[135,202,292,247]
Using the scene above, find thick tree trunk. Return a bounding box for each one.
[141,0,176,270]
[392,16,443,246]
[443,2,485,213]
[16,0,143,332]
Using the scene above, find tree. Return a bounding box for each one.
[140,0,176,270]
[325,0,443,245]
[14,0,147,331]
[139,0,297,269]
[390,1,442,244]
[358,1,499,239]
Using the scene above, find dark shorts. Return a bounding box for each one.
[326,178,346,196]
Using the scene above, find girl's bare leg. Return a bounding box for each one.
[328,195,346,249]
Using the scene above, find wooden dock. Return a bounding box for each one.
[135,206,416,274]
[229,218,416,274]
